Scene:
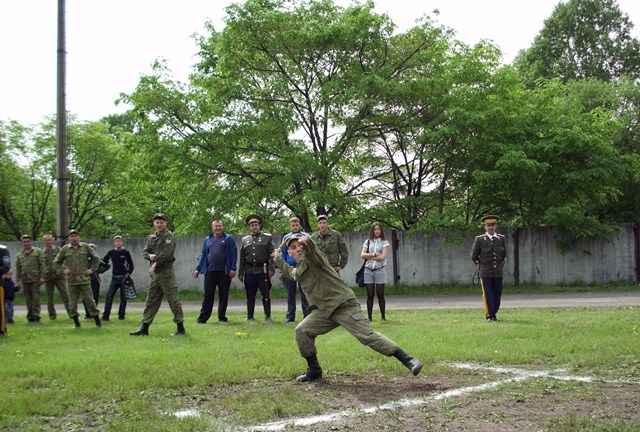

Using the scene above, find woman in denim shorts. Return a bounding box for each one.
[360,222,390,321]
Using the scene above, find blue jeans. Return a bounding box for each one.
[284,278,308,322]
[4,300,14,323]
[102,275,128,319]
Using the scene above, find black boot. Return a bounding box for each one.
[94,316,102,328]
[73,317,81,328]
[130,322,149,336]
[296,354,323,382]
[172,321,186,336]
[393,348,423,376]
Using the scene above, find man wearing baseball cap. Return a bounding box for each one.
[272,234,423,382]
[130,213,186,336]
[310,214,349,273]
[53,230,102,328]
[16,234,46,323]
[470,215,507,322]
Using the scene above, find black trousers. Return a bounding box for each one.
[197,271,231,323]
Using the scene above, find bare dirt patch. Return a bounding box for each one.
[241,367,640,432]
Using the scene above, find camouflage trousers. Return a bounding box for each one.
[141,267,184,325]
[68,283,99,319]
[45,278,70,319]
[295,298,398,358]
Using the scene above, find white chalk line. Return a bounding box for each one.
[172,363,639,431]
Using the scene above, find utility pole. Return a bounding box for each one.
[56,0,69,245]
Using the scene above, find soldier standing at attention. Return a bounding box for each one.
[238,214,274,321]
[16,235,46,323]
[53,230,102,328]
[470,215,507,322]
[130,213,186,336]
[0,244,11,336]
[272,235,423,382]
[310,214,349,274]
[42,234,71,320]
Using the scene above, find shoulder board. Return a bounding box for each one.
[262,233,273,237]
[242,235,251,240]
[474,234,485,239]
[496,233,506,238]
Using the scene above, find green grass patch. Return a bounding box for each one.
[1,306,639,430]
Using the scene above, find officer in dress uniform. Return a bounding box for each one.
[0,244,11,336]
[470,215,507,322]
[238,214,274,321]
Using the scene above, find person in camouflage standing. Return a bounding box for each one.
[310,215,349,274]
[130,213,186,336]
[42,234,71,320]
[53,230,102,328]
[16,234,46,323]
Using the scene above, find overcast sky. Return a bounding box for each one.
[2,0,640,125]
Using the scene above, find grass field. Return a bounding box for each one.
[1,291,639,431]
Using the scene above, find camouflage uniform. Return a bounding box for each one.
[140,228,184,325]
[274,238,397,357]
[54,242,100,319]
[43,245,71,319]
[310,229,349,270]
[16,246,46,322]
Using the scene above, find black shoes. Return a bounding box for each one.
[171,322,186,336]
[130,323,150,336]
[296,369,323,382]
[393,348,424,376]
[94,316,102,328]
[73,317,81,328]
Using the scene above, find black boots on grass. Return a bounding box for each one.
[296,354,323,382]
[393,348,423,376]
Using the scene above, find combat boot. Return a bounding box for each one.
[263,298,272,322]
[296,354,323,382]
[130,322,149,336]
[171,321,186,336]
[393,348,423,376]
[94,316,102,328]
[73,317,81,329]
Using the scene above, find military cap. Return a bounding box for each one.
[316,214,328,221]
[481,215,500,224]
[68,229,80,236]
[113,235,124,241]
[245,214,263,225]
[153,213,168,221]
[285,233,305,247]
[20,234,32,240]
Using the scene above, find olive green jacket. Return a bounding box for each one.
[43,246,65,281]
[274,238,356,319]
[310,229,349,268]
[54,242,99,285]
[143,229,176,271]
[16,247,46,284]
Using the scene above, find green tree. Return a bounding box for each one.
[515,0,640,85]
[121,0,471,232]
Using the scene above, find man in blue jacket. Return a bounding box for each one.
[281,217,310,323]
[194,219,237,323]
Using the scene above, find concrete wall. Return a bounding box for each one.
[2,224,636,291]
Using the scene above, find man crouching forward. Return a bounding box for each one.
[272,234,423,382]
